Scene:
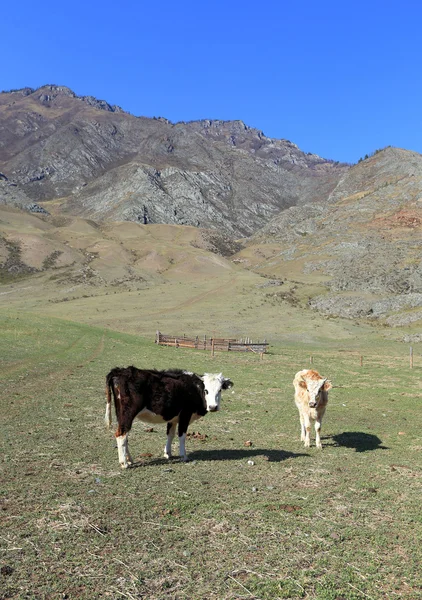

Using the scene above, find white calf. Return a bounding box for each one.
[293,369,332,449]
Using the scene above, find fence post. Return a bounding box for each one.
[360,355,363,367]
[211,339,215,357]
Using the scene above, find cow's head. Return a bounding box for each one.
[201,373,233,412]
[299,376,332,408]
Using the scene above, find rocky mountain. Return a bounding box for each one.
[0,85,348,237]
[1,84,422,328]
[237,147,422,325]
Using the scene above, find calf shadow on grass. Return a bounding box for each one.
[330,432,388,452]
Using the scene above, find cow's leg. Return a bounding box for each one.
[315,418,323,449]
[179,432,188,461]
[299,410,306,442]
[115,412,136,469]
[164,421,177,459]
[178,411,192,462]
[111,383,135,468]
[303,413,311,448]
[116,432,133,469]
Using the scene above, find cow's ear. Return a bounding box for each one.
[323,380,332,391]
[298,379,307,389]
[222,378,233,389]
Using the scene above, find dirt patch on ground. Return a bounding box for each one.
[371,208,422,230]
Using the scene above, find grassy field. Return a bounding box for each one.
[1,310,421,599]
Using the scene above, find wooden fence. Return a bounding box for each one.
[155,331,269,354]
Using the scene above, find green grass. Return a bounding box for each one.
[1,311,421,599]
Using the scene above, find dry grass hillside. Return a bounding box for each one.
[0,204,389,347]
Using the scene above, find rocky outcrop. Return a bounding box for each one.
[0,180,36,210]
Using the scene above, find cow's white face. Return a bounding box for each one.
[305,378,330,408]
[201,373,233,412]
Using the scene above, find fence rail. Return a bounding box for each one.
[155,331,269,354]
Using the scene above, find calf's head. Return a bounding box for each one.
[299,376,332,408]
[201,373,233,412]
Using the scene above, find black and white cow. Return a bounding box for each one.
[105,367,233,468]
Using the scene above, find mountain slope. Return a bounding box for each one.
[0,85,348,236]
[0,205,381,344]
[0,204,240,287]
[235,147,422,325]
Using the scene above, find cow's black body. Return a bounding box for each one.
[105,366,232,468]
[106,367,207,436]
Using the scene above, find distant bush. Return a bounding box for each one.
[358,146,392,163]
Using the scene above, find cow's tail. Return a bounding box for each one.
[105,373,114,429]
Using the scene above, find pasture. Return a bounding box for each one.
[1,311,421,599]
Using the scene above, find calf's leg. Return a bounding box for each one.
[315,418,323,449]
[298,410,306,442]
[302,413,312,448]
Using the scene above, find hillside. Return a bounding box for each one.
[0,85,347,237]
[236,147,422,326]
[1,204,383,344]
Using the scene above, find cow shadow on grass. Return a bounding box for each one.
[328,432,388,452]
[183,448,308,463]
[130,448,308,467]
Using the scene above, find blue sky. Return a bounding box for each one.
[3,0,422,163]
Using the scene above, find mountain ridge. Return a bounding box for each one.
[0,84,348,236]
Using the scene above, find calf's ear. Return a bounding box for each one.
[222,378,233,389]
[323,380,332,391]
